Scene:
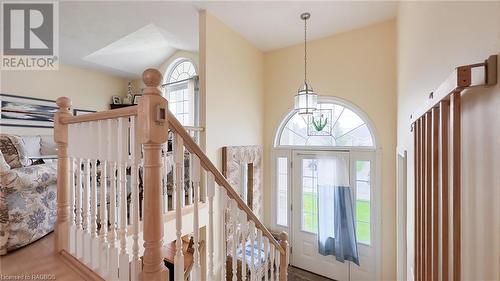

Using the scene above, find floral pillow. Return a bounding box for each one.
[0,135,30,169]
[0,151,10,174]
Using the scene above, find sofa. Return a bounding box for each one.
[0,134,58,255]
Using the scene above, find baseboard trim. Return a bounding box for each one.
[59,250,105,281]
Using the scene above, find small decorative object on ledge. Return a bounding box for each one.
[112,95,121,104]
[133,94,142,105]
[123,82,135,104]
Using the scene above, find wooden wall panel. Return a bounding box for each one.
[432,108,439,281]
[450,93,461,281]
[426,112,432,281]
[415,120,421,281]
[440,101,449,281]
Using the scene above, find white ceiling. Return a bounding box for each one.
[60,1,397,78]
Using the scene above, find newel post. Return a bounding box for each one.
[279,231,289,281]
[138,69,169,281]
[54,97,72,253]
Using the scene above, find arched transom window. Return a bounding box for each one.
[164,58,197,126]
[276,101,375,147]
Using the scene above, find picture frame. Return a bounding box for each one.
[133,94,142,105]
[112,96,122,104]
[0,93,58,128]
[73,109,96,116]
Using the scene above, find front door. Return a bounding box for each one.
[290,150,377,281]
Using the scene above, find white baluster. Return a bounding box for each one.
[187,155,193,205]
[221,189,229,281]
[249,221,256,281]
[130,116,141,281]
[174,133,184,281]
[118,117,129,281]
[98,120,109,278]
[91,155,100,270]
[257,229,263,281]
[240,211,248,281]
[108,119,119,281]
[275,245,280,281]
[264,237,269,281]
[192,155,201,280]
[270,244,275,281]
[69,155,76,255]
[76,156,83,259]
[90,124,99,270]
[207,173,215,279]
[230,200,238,281]
[83,157,91,265]
[162,143,168,213]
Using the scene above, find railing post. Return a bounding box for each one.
[138,68,169,281]
[278,231,289,281]
[54,97,72,253]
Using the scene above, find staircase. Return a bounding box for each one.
[52,68,289,281]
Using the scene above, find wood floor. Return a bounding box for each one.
[1,234,332,281]
[0,233,83,280]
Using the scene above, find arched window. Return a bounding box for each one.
[164,58,197,126]
[272,97,379,259]
[276,101,375,147]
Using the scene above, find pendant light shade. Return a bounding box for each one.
[294,12,317,115]
[295,82,318,115]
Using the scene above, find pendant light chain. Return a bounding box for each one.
[304,15,307,84]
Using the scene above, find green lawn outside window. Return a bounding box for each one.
[302,192,371,244]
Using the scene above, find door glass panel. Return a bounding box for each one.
[276,157,288,226]
[301,159,318,233]
[356,160,371,245]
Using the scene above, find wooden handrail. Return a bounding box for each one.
[410,55,497,128]
[167,110,286,255]
[60,105,138,124]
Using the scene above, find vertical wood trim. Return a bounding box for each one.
[421,115,427,280]
[432,108,440,281]
[426,112,432,281]
[440,101,450,281]
[450,92,461,281]
[415,119,421,280]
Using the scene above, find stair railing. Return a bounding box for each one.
[54,68,288,281]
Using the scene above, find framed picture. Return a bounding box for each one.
[112,96,121,104]
[73,109,96,116]
[133,94,142,105]
[0,93,58,128]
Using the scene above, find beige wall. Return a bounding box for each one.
[1,64,127,135]
[398,2,500,280]
[199,10,265,278]
[201,11,264,167]
[263,20,397,280]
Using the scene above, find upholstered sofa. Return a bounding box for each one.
[0,134,58,255]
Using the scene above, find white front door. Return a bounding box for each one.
[290,150,377,281]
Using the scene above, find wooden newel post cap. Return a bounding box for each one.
[279,231,289,242]
[142,68,162,88]
[56,97,72,112]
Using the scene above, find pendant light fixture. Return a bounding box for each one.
[294,12,317,115]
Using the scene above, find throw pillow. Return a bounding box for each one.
[40,135,58,155]
[21,135,42,158]
[0,151,10,173]
[0,134,30,168]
